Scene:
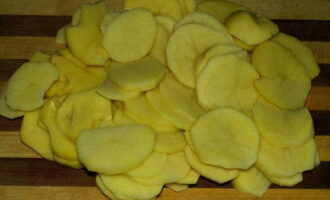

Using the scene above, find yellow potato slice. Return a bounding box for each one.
[128,152,168,178]
[253,98,313,148]
[197,0,246,23]
[55,24,70,45]
[66,1,109,65]
[197,55,259,114]
[20,109,53,160]
[177,169,200,184]
[232,167,271,197]
[58,48,85,68]
[77,125,155,174]
[166,23,233,88]
[6,62,59,111]
[71,8,82,26]
[233,37,257,52]
[54,155,82,169]
[159,74,204,122]
[184,131,194,151]
[185,146,238,184]
[182,0,196,13]
[149,24,169,65]
[124,95,177,132]
[0,86,24,119]
[108,56,166,92]
[100,11,120,34]
[225,11,279,45]
[30,51,51,62]
[97,79,141,101]
[146,88,193,130]
[256,139,316,177]
[272,33,320,79]
[267,173,303,187]
[252,41,311,109]
[154,131,187,154]
[191,108,259,169]
[100,174,163,200]
[155,15,176,33]
[166,183,188,192]
[96,175,120,200]
[113,109,136,126]
[103,8,157,62]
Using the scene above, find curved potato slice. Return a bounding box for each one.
[113,109,136,126]
[149,24,169,65]
[100,11,120,34]
[177,169,200,184]
[0,86,24,119]
[253,98,313,148]
[7,62,59,111]
[77,125,155,174]
[182,0,196,13]
[267,173,303,187]
[30,51,51,62]
[154,131,186,154]
[156,15,176,33]
[252,41,311,109]
[272,33,320,79]
[55,24,70,45]
[166,23,233,88]
[54,156,82,169]
[71,8,82,26]
[184,131,194,151]
[97,79,141,101]
[103,8,157,62]
[96,175,120,200]
[166,184,188,192]
[185,146,238,184]
[233,37,257,52]
[191,108,259,169]
[196,55,259,114]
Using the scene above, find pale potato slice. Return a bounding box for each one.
[100,174,163,200]
[146,88,193,130]
[184,131,194,150]
[267,173,303,187]
[71,8,82,26]
[66,1,109,65]
[252,41,311,109]
[167,23,233,88]
[124,95,177,132]
[6,61,59,111]
[103,8,157,62]
[166,184,188,192]
[108,56,166,92]
[96,175,120,200]
[232,167,271,197]
[159,74,204,122]
[55,24,70,45]
[256,139,316,177]
[233,37,257,52]
[58,48,85,68]
[149,24,169,65]
[154,131,186,154]
[54,155,82,169]
[128,152,168,178]
[196,55,259,114]
[97,79,141,101]
[155,15,176,33]
[197,0,246,23]
[225,11,279,45]
[100,11,120,34]
[253,98,313,148]
[177,169,200,184]
[113,109,136,126]
[185,146,238,184]
[191,108,259,169]
[0,86,24,119]
[272,33,320,79]
[133,152,190,185]
[20,109,53,160]
[77,125,155,174]
[30,51,51,62]
[182,0,196,13]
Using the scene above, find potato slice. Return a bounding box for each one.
[128,152,168,178]
[66,1,109,65]
[96,175,120,200]
[55,24,70,45]
[267,173,303,187]
[167,23,232,88]
[71,8,82,26]
[146,88,193,130]
[124,95,177,132]
[113,109,136,126]
[108,57,166,92]
[166,184,188,192]
[6,61,59,111]
[100,11,120,34]
[20,109,53,160]
[177,169,200,184]
[100,174,163,200]
[197,55,259,114]
[156,15,176,33]
[77,125,155,174]
[191,108,259,169]
[233,37,257,52]
[252,41,311,109]
[253,98,313,148]
[97,79,141,101]
[184,131,194,151]
[53,155,82,169]
[182,0,196,13]
[225,11,279,45]
[159,74,204,122]
[30,51,51,62]
[185,146,238,184]
[232,167,271,197]
[154,131,187,154]
[0,86,24,119]
[149,24,169,65]
[197,0,246,23]
[272,33,320,79]
[103,8,157,62]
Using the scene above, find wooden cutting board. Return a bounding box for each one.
[0,0,329,199]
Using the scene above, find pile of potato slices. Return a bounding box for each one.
[0,0,321,199]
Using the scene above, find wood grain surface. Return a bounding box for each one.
[0,0,329,200]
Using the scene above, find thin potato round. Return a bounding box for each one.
[96,79,141,101]
[154,131,186,154]
[0,86,24,119]
[149,24,169,65]
[96,175,120,200]
[155,15,176,33]
[177,169,200,184]
[267,173,303,187]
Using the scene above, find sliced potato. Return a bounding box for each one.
[77,125,155,174]
[184,131,194,151]
[177,169,200,184]
[267,173,303,187]
[166,23,233,88]
[103,8,157,62]
[6,61,59,111]
[0,86,24,119]
[154,131,187,154]
[100,11,120,34]
[149,24,169,65]
[30,51,51,62]
[156,15,176,33]
[96,175,120,200]
[252,41,311,109]
[113,109,136,126]
[233,37,257,52]
[166,184,188,192]
[55,24,70,45]
[96,79,141,101]
[71,8,82,26]
[182,0,196,13]
[53,155,82,169]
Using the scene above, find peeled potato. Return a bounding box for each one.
[30,51,51,62]
[6,62,59,111]
[184,131,194,151]
[156,15,176,33]
[252,41,311,109]
[103,8,157,62]
[55,24,70,45]
[108,56,166,92]
[272,33,320,79]
[253,98,313,148]
[154,131,187,154]
[185,146,238,184]
[77,125,155,174]
[0,86,24,119]
[233,37,257,52]
[96,175,120,200]
[96,79,141,101]
[196,55,259,114]
[112,109,136,126]
[149,24,169,65]
[267,173,303,187]
[167,23,233,88]
[166,183,188,192]
[71,8,82,26]
[177,169,200,184]
[181,0,196,13]
[100,11,120,34]
[191,108,259,169]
